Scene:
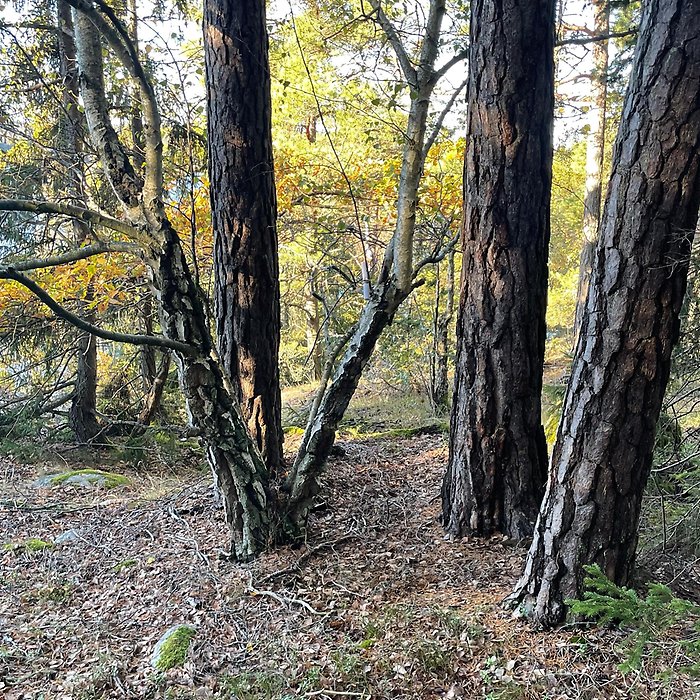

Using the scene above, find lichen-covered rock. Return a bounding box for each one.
[151,625,196,670]
[33,469,129,489]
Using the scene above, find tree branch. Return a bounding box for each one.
[413,233,459,277]
[423,76,469,158]
[556,29,636,47]
[0,199,140,238]
[5,241,140,272]
[430,47,468,87]
[0,269,195,355]
[366,0,418,88]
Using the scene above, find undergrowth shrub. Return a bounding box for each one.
[570,564,700,674]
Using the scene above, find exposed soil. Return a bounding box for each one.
[1,433,698,699]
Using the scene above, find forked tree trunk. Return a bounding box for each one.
[71,3,279,559]
[442,0,555,540]
[508,0,700,628]
[58,0,101,443]
[285,0,447,530]
[204,0,283,472]
[138,350,170,425]
[285,278,408,525]
[573,0,609,342]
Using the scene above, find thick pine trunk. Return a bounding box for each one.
[442,0,554,539]
[204,0,283,472]
[573,0,609,341]
[58,0,100,443]
[509,0,700,628]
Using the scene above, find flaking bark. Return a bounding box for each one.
[442,0,555,539]
[508,0,700,627]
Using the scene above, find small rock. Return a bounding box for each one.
[151,625,196,670]
[55,530,80,545]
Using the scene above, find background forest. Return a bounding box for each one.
[2,0,700,698]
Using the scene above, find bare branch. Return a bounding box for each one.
[413,233,459,277]
[366,0,418,88]
[556,29,637,47]
[430,47,468,87]
[0,199,140,238]
[0,269,195,355]
[5,241,140,272]
[423,76,469,158]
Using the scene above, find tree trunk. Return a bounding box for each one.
[442,0,555,540]
[286,0,447,530]
[71,3,280,559]
[204,0,283,472]
[305,273,323,382]
[58,0,101,443]
[508,0,700,628]
[430,250,455,411]
[573,0,609,342]
[138,350,170,426]
[285,278,408,526]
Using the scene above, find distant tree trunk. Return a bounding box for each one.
[138,350,170,426]
[508,0,700,628]
[204,0,283,472]
[430,250,455,411]
[573,0,609,341]
[305,273,323,382]
[442,0,554,540]
[58,0,100,443]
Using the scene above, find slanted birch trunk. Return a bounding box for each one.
[68,0,276,558]
[285,0,451,529]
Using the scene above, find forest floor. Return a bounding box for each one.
[1,388,700,699]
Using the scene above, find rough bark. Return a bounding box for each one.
[58,0,101,443]
[70,1,279,559]
[508,0,700,628]
[574,0,609,342]
[204,0,283,472]
[442,0,555,540]
[138,350,170,426]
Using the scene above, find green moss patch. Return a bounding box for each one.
[151,625,196,670]
[41,469,129,489]
[4,538,54,553]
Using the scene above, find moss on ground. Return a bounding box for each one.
[4,538,54,552]
[50,469,129,489]
[152,625,196,671]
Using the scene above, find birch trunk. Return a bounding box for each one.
[284,0,449,529]
[71,0,279,558]
[442,0,555,539]
[508,0,700,627]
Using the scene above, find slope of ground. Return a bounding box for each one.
[1,428,698,699]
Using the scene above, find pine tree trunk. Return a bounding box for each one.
[204,0,283,472]
[573,0,609,342]
[58,0,101,443]
[442,0,555,540]
[508,0,700,628]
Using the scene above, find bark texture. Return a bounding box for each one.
[442,0,555,539]
[574,0,609,341]
[72,2,277,559]
[509,0,700,628]
[204,0,283,472]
